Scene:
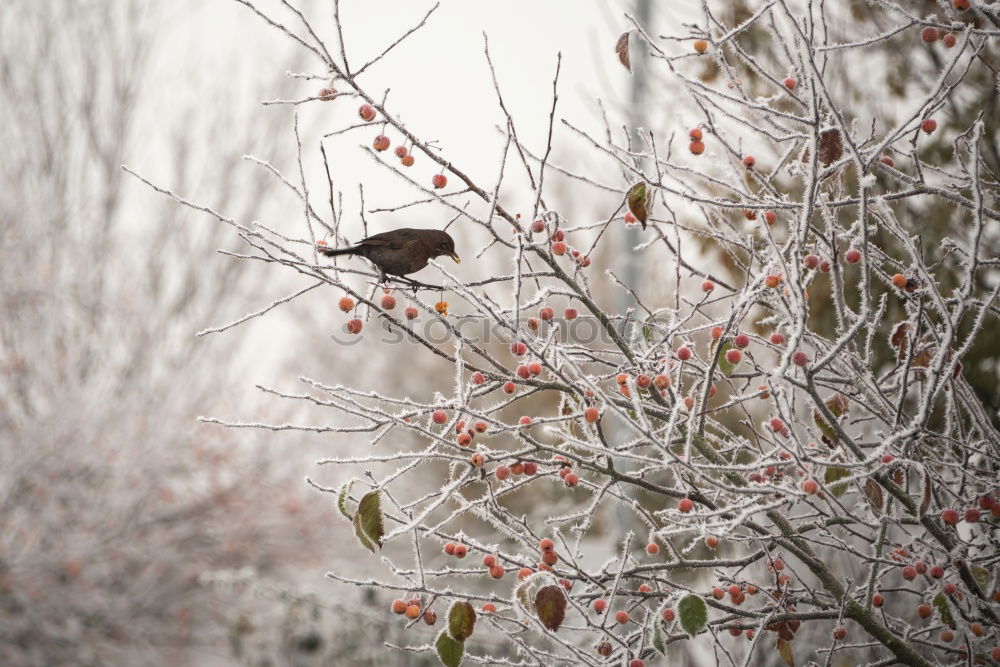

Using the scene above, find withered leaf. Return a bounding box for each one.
[890,322,910,361]
[534,585,567,631]
[863,478,884,515]
[615,32,631,73]
[818,128,843,166]
[777,637,795,667]
[919,467,931,515]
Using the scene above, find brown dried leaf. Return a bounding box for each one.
[615,32,631,73]
[534,585,567,632]
[825,393,849,418]
[818,128,843,166]
[863,478,884,515]
[777,637,795,667]
[890,322,910,361]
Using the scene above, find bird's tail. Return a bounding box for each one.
[317,244,358,257]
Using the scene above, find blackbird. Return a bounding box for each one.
[318,228,460,284]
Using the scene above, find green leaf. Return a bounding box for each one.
[435,630,464,667]
[824,466,850,498]
[626,182,652,229]
[970,564,989,592]
[448,600,476,641]
[642,317,654,343]
[813,409,838,445]
[355,491,384,550]
[776,637,795,667]
[534,585,567,632]
[336,480,354,521]
[932,593,955,629]
[652,619,666,655]
[352,513,375,552]
[717,341,735,376]
[678,594,707,637]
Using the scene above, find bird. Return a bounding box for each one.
[317,228,460,285]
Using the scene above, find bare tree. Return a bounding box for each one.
[0,1,333,665]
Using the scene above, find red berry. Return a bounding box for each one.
[346,318,363,334]
[551,241,567,256]
[711,587,725,600]
[629,660,644,667]
[742,155,756,168]
[804,254,819,270]
[432,173,447,189]
[636,374,651,389]
[481,602,497,613]
[832,626,847,640]
[802,479,819,495]
[527,361,543,376]
[592,598,607,613]
[624,211,637,224]
[819,260,831,273]
[646,542,660,555]
[845,248,862,264]
[372,135,390,151]
[453,544,467,558]
[792,351,809,367]
[942,32,957,48]
[920,27,938,43]
[358,104,376,121]
[432,410,447,425]
[880,155,895,167]
[941,508,959,525]
[523,461,538,475]
[964,507,980,522]
[394,145,408,158]
[380,294,397,310]
[596,641,612,657]
[916,604,932,619]
[770,333,785,345]
[444,542,456,555]
[726,349,742,364]
[511,341,527,356]
[584,407,600,423]
[734,333,750,348]
[930,565,944,578]
[518,567,533,580]
[940,630,955,642]
[530,220,546,233]
[615,610,630,625]
[689,127,703,141]
[783,77,797,90]
[405,603,421,619]
[705,535,719,549]
[318,88,337,100]
[391,599,407,614]
[400,154,415,167]
[495,465,511,481]
[338,296,355,312]
[470,453,485,467]
[471,372,485,385]
[764,210,777,225]
[954,0,970,8]
[772,558,785,571]
[489,565,505,579]
[678,498,694,513]
[921,118,937,134]
[662,608,676,622]
[502,381,516,394]
[518,416,532,427]
[423,609,437,625]
[564,472,579,487]
[690,140,705,155]
[702,280,715,292]
[539,538,555,552]
[770,417,785,432]
[638,583,652,593]
[872,593,884,607]
[564,308,578,320]
[711,326,723,340]
[539,307,554,321]
[901,566,916,581]
[405,306,419,320]
[677,346,692,361]
[654,374,669,389]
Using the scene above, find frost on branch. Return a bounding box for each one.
[132,0,1000,665]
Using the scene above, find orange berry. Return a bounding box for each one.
[405,604,421,619]
[693,40,708,53]
[391,599,407,614]
[689,140,705,155]
[338,296,355,312]
[891,273,907,288]
[401,154,415,167]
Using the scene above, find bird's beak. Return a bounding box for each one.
[449,253,461,264]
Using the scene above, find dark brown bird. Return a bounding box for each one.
[318,228,460,283]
